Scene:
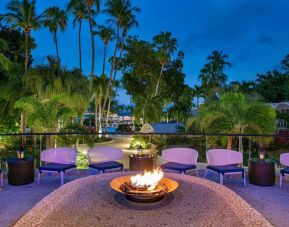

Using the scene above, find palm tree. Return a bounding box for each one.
[227,81,255,94]
[67,0,86,72]
[199,92,276,150]
[104,0,140,82]
[15,94,75,148]
[0,0,45,140]
[0,0,45,72]
[92,74,109,132]
[84,0,100,87]
[153,31,177,96]
[44,7,68,60]
[199,50,231,96]
[133,95,163,124]
[103,13,138,131]
[24,56,90,125]
[94,25,115,75]
[102,0,140,123]
[113,13,138,81]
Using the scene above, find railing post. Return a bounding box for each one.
[238,136,243,153]
[249,137,252,159]
[205,135,208,152]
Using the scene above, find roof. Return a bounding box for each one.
[271,102,289,109]
[140,123,183,133]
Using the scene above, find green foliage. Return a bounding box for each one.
[77,152,88,169]
[0,25,35,66]
[199,92,276,146]
[0,38,10,70]
[130,135,149,149]
[0,137,42,167]
[1,0,46,71]
[0,63,27,130]
[44,6,68,58]
[0,53,10,71]
[117,124,132,132]
[57,123,97,148]
[121,36,192,124]
[255,70,289,102]
[199,50,231,98]
[24,57,90,118]
[14,94,76,132]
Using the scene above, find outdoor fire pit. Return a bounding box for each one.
[110,168,179,203]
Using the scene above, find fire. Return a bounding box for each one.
[130,168,164,191]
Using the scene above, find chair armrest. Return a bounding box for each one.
[0,161,8,173]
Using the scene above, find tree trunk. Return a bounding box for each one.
[112,35,125,81]
[88,13,95,88]
[80,117,84,126]
[227,136,233,150]
[54,31,59,59]
[45,135,50,149]
[21,112,26,144]
[154,63,165,96]
[239,136,243,153]
[102,26,120,118]
[102,44,107,76]
[24,31,29,72]
[22,31,30,144]
[98,98,102,133]
[105,39,124,132]
[105,97,111,131]
[45,135,55,149]
[78,19,82,72]
[31,128,37,148]
[94,96,98,132]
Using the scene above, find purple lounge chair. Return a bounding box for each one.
[160,148,199,175]
[38,147,78,186]
[280,153,289,187]
[87,147,123,173]
[204,149,246,186]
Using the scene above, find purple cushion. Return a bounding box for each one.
[162,162,196,173]
[39,163,76,173]
[207,165,244,175]
[89,161,123,171]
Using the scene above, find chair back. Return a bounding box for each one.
[41,147,77,164]
[161,148,198,165]
[87,146,123,164]
[280,153,289,166]
[206,149,243,166]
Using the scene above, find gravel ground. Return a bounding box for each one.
[1,169,289,227]
[14,172,270,227]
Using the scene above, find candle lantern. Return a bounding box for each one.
[137,145,143,156]
[258,149,266,161]
[17,144,25,160]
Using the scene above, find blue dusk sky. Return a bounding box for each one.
[1,0,289,104]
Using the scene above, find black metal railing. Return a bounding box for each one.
[1,132,289,169]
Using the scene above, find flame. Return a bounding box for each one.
[130,168,164,191]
